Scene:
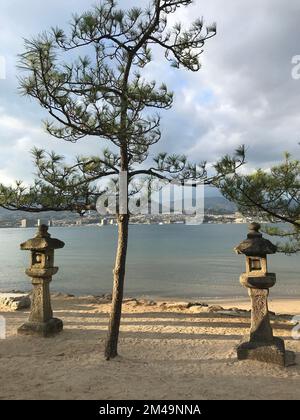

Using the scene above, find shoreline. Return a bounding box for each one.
[0,222,249,229]
[0,293,299,400]
[1,290,300,315]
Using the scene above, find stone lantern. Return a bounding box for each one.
[18,225,65,337]
[234,222,291,366]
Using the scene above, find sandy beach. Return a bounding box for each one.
[0,295,300,400]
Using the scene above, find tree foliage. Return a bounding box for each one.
[0,0,246,359]
[18,0,215,153]
[1,0,245,215]
[217,153,300,254]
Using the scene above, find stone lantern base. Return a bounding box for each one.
[18,318,63,338]
[236,288,295,367]
[237,336,286,366]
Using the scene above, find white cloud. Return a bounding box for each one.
[0,0,300,186]
[155,0,300,170]
[0,108,102,185]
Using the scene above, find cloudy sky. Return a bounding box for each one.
[0,0,300,185]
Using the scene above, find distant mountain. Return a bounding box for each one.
[142,196,236,214]
[204,196,237,213]
[0,207,78,221]
[0,195,236,221]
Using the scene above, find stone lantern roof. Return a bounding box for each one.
[234,222,277,256]
[20,225,65,251]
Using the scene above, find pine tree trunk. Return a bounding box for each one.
[104,213,129,360]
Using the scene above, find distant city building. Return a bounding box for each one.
[21,219,27,228]
[20,219,35,228]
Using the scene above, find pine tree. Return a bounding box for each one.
[0,0,245,359]
[217,153,300,254]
